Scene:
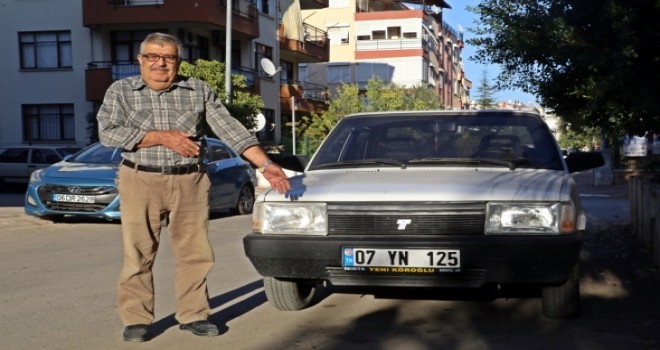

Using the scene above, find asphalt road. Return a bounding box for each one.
[0,185,658,350]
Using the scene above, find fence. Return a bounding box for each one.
[630,175,660,267]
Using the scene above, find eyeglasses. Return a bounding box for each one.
[140,53,179,64]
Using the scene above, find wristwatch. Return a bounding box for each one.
[258,159,273,174]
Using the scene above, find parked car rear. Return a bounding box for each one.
[0,145,81,189]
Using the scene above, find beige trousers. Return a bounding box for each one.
[116,165,213,325]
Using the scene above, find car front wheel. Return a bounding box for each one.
[542,263,581,319]
[263,277,319,311]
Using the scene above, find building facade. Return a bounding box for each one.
[299,0,471,109]
[0,0,329,149]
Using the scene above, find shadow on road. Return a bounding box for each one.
[148,280,266,339]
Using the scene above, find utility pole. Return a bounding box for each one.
[225,0,232,105]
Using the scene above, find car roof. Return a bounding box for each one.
[342,109,543,119]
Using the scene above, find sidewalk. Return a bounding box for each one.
[573,170,630,198]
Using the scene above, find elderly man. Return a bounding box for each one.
[97,32,289,342]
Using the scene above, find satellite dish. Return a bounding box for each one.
[250,113,267,132]
[260,58,281,77]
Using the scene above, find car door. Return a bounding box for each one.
[0,147,30,184]
[206,140,245,209]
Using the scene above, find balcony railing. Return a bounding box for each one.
[356,38,427,51]
[108,0,164,6]
[220,0,257,20]
[87,61,256,89]
[303,23,328,48]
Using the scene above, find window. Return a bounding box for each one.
[0,148,28,163]
[22,104,75,142]
[19,31,72,69]
[257,0,271,15]
[328,64,350,83]
[387,27,401,39]
[372,30,386,40]
[255,44,273,77]
[281,60,293,83]
[111,30,157,62]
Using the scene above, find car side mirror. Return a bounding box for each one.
[564,151,605,173]
[279,155,309,173]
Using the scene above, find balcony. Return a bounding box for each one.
[82,0,259,38]
[278,23,329,63]
[356,38,428,51]
[279,80,328,115]
[85,61,256,101]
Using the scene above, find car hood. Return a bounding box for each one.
[42,162,119,181]
[262,168,575,202]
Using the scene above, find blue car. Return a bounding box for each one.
[25,138,256,222]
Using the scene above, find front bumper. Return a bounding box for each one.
[243,233,583,288]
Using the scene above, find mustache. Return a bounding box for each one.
[150,67,170,72]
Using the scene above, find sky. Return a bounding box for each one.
[441,0,539,105]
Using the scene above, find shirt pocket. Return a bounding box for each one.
[126,110,155,131]
[172,110,204,134]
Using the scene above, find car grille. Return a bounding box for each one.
[327,202,486,235]
[37,184,118,213]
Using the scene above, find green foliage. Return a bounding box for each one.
[301,77,442,142]
[467,0,660,133]
[178,59,263,132]
[474,69,498,108]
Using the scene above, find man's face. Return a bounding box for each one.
[138,42,180,91]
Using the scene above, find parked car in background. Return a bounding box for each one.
[243,110,605,319]
[25,138,255,222]
[0,145,81,189]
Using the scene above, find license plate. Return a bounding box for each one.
[52,194,96,204]
[342,248,461,272]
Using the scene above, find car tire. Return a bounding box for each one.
[542,263,581,319]
[263,277,319,311]
[230,184,255,215]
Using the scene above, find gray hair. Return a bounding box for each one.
[139,32,183,57]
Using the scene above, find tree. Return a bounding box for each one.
[178,59,264,133]
[474,69,498,109]
[300,77,442,145]
[467,0,660,133]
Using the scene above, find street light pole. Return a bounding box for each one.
[225,0,232,105]
[291,95,296,155]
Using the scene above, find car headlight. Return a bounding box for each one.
[485,202,577,235]
[252,202,327,235]
[29,169,44,184]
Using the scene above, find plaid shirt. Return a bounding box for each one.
[97,75,259,167]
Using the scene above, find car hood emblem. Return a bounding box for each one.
[67,186,83,194]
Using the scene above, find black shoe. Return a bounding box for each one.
[179,320,220,337]
[122,324,150,342]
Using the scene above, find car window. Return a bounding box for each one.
[208,143,232,162]
[309,113,563,171]
[0,148,29,163]
[31,149,60,164]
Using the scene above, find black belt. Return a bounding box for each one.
[121,159,206,175]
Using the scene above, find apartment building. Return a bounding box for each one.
[0,0,329,148]
[300,0,471,109]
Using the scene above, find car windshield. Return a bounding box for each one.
[67,143,123,164]
[308,111,564,171]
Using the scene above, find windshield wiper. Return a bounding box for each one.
[408,157,516,170]
[312,158,406,170]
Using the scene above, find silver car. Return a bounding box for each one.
[244,110,604,319]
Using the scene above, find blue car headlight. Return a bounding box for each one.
[29,169,44,184]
